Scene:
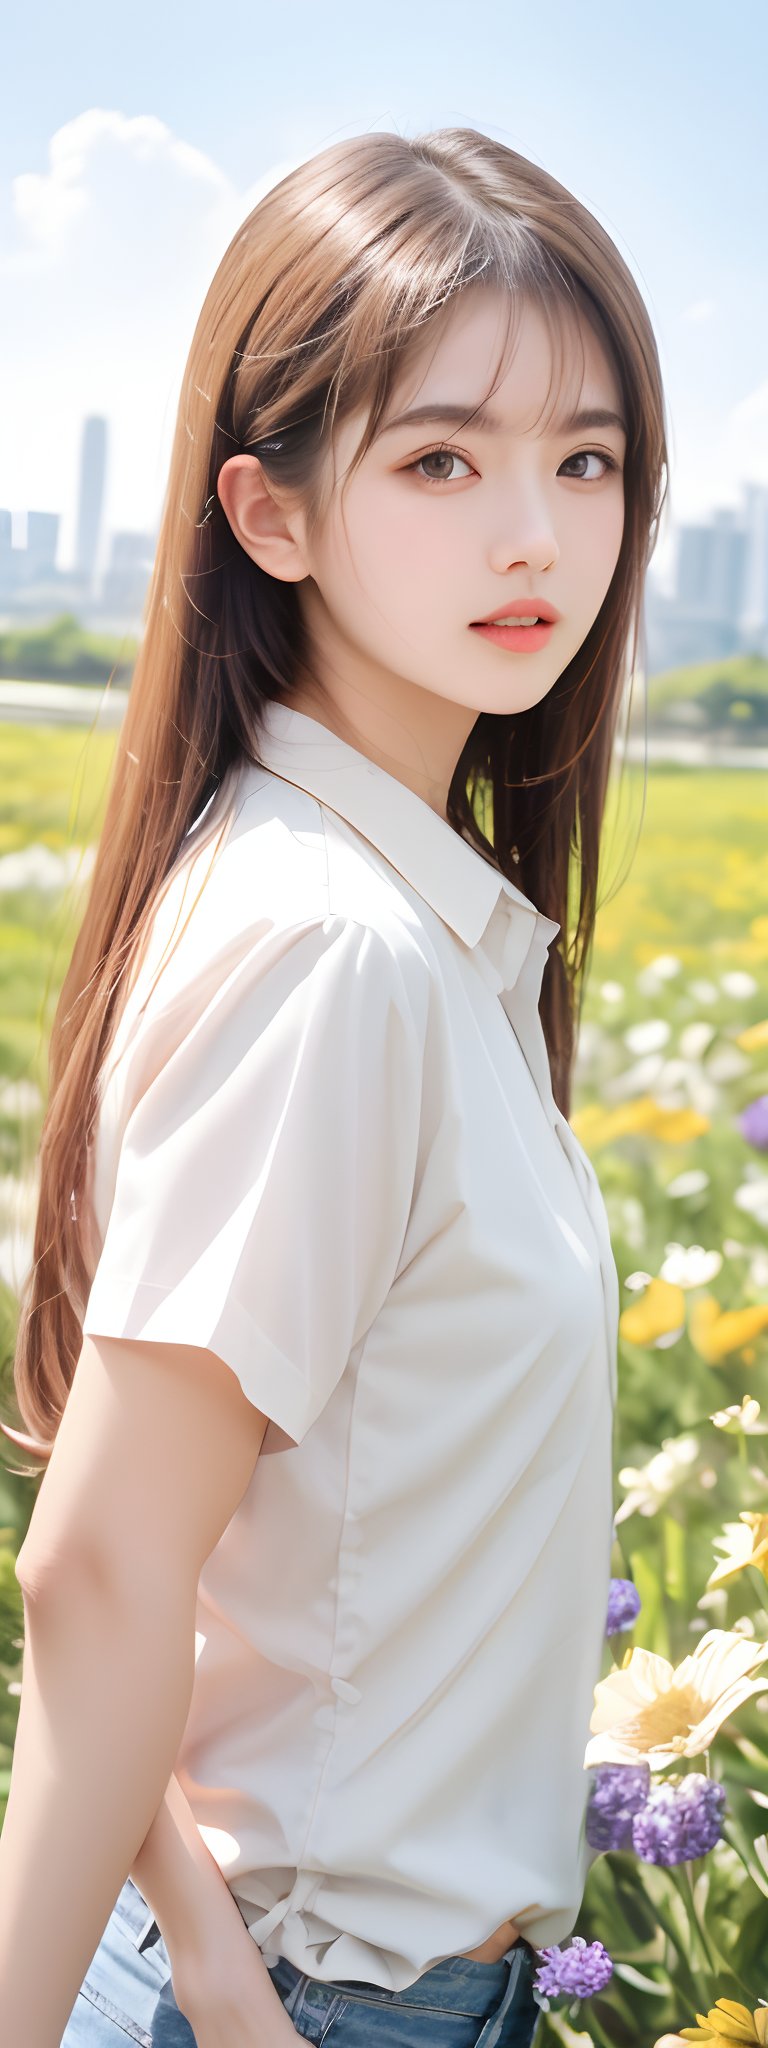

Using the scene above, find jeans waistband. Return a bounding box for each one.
[268,1936,537,2021]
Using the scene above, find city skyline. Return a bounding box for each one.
[3,0,767,604]
[2,407,767,679]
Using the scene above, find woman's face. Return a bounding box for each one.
[295,285,626,720]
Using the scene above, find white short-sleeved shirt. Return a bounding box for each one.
[81,699,619,1990]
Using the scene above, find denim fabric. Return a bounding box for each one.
[60,1875,172,2046]
[60,1876,542,2047]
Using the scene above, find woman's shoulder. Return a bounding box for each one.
[109,756,433,1082]
[193,755,436,1000]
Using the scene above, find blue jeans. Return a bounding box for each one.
[61,1876,543,2046]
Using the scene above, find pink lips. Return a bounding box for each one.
[472,599,562,625]
[470,620,555,651]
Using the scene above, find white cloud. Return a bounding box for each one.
[0,110,302,568]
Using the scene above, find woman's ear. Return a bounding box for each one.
[216,453,309,586]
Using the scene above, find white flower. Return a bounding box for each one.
[659,1242,723,1288]
[615,1434,701,1523]
[624,1019,672,1055]
[679,1022,717,1060]
[706,1046,750,1082]
[666,1169,710,1198]
[600,981,625,1005]
[649,955,683,980]
[638,954,684,995]
[602,1054,665,1101]
[721,970,759,998]
[710,1396,768,1435]
[585,1629,768,1771]
[734,1176,768,1227]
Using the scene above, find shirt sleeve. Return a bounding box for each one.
[81,913,426,1445]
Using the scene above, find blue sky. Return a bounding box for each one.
[3,0,766,590]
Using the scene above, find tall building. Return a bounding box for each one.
[740,483,768,656]
[676,508,749,624]
[0,508,13,603]
[99,528,156,622]
[24,511,60,583]
[74,415,108,597]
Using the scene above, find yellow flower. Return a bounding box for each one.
[736,1017,768,1052]
[584,1628,768,1771]
[571,1095,710,1150]
[707,1513,768,1590]
[689,1296,768,1364]
[620,1277,686,1346]
[678,1999,768,2044]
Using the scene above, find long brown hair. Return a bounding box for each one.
[5,124,668,1472]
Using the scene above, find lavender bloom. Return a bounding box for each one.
[585,1762,652,1850]
[605,1577,642,1635]
[533,1935,614,2000]
[631,1773,727,1865]
[739,1094,768,1151]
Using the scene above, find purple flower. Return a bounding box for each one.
[533,1935,613,2000]
[631,1773,727,1865]
[739,1095,768,1151]
[585,1762,652,1850]
[605,1577,642,1635]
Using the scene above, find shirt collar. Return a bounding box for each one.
[252,701,561,997]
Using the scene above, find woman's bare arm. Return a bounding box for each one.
[0,1331,271,2045]
[128,1767,253,1954]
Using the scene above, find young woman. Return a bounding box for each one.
[0,124,668,2048]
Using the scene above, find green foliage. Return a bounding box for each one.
[0,613,138,685]
[645,650,768,731]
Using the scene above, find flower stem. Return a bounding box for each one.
[747,1564,768,1619]
[667,1862,718,1999]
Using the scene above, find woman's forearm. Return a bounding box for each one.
[128,1769,294,2028]
[128,1767,254,1955]
[0,1554,200,2048]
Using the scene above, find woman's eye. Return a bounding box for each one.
[408,446,473,484]
[560,449,618,482]
[405,444,619,486]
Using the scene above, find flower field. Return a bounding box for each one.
[0,721,767,2044]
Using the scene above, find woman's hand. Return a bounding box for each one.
[164,1902,302,2045]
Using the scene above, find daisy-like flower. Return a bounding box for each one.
[710,1396,768,1435]
[660,1243,723,1289]
[615,1433,701,1524]
[678,1997,768,2043]
[706,1513,768,1590]
[584,1628,768,1772]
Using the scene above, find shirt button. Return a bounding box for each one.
[330,1676,362,1703]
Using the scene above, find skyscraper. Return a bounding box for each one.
[74,415,107,597]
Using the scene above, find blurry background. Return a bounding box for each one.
[2,6,768,2038]
[2,0,768,674]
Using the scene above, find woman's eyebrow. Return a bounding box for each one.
[376,401,627,438]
